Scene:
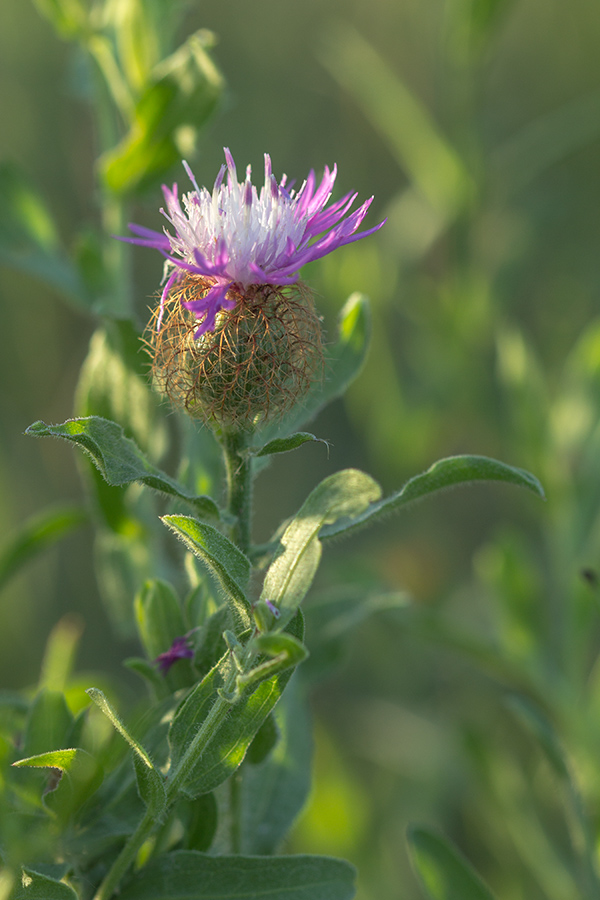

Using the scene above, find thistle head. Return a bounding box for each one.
[146,276,323,427]
[123,149,384,425]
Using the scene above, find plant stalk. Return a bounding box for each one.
[93,807,155,900]
[221,428,253,555]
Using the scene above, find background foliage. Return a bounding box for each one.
[2,0,600,898]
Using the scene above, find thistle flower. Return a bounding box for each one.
[123,148,385,337]
[121,149,384,425]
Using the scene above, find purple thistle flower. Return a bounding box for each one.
[121,148,385,337]
[155,635,194,674]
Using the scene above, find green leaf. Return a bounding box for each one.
[0,505,87,592]
[9,867,78,900]
[407,826,496,900]
[101,30,223,194]
[241,675,312,854]
[0,162,85,306]
[12,748,103,822]
[133,754,168,818]
[117,850,356,900]
[124,657,168,698]
[135,580,187,659]
[245,712,278,765]
[39,616,84,693]
[261,469,381,627]
[321,26,470,219]
[320,455,545,541]
[23,690,73,758]
[86,688,166,818]
[259,294,371,444]
[168,614,304,797]
[181,792,218,852]
[253,433,330,458]
[161,517,251,630]
[26,417,220,521]
[237,634,309,692]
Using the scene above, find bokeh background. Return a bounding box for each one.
[2,0,600,898]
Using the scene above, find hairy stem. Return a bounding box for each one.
[221,428,253,554]
[93,808,155,900]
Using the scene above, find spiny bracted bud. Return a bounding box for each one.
[146,276,323,426]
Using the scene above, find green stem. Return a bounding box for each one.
[221,429,253,555]
[166,665,238,801]
[93,807,155,900]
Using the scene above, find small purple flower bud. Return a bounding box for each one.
[264,599,281,619]
[155,635,194,675]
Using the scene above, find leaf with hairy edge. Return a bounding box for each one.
[118,850,356,900]
[25,417,220,521]
[168,613,304,797]
[161,517,251,630]
[261,469,381,628]
[86,688,166,818]
[12,748,103,821]
[260,293,371,444]
[321,455,545,541]
[0,505,87,592]
[253,433,330,458]
[407,826,496,900]
[9,867,78,900]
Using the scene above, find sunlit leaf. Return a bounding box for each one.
[101,30,223,194]
[320,455,545,540]
[26,417,220,521]
[86,688,166,818]
[23,690,73,759]
[161,517,251,630]
[253,433,330,458]
[12,747,103,822]
[261,469,381,627]
[168,613,303,797]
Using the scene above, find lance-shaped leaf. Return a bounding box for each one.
[86,688,166,818]
[9,867,78,900]
[26,417,219,521]
[253,433,330,458]
[161,517,251,630]
[12,747,103,822]
[241,675,312,854]
[321,455,545,541]
[407,826,496,900]
[168,614,303,797]
[0,505,87,593]
[101,31,223,194]
[117,850,356,900]
[0,162,86,308]
[260,293,371,444]
[261,469,381,627]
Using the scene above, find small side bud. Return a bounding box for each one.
[252,599,281,633]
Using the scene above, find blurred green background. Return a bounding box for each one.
[2,0,600,898]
